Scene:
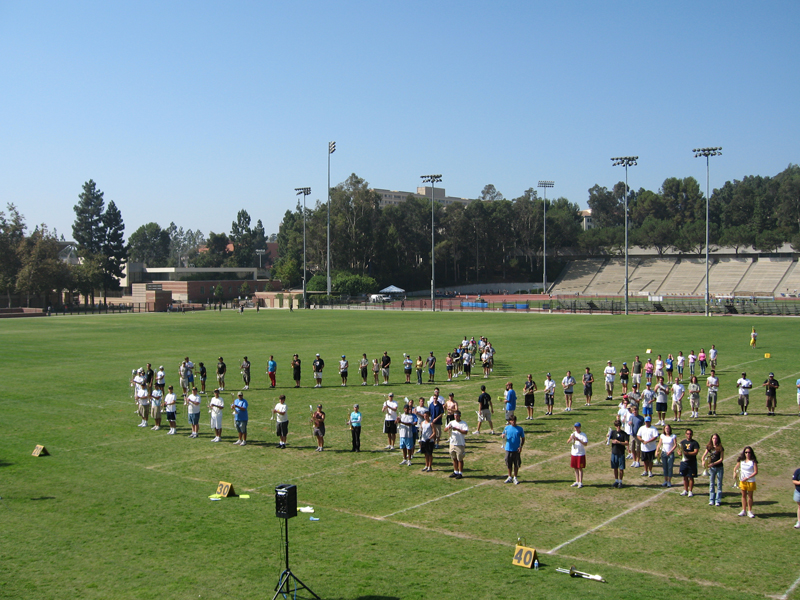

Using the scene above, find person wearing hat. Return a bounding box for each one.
[339,355,349,387]
[312,354,324,388]
[232,391,248,445]
[216,357,226,392]
[608,419,629,488]
[637,416,660,478]
[184,357,195,390]
[641,380,655,420]
[736,371,752,415]
[763,372,780,416]
[619,362,630,395]
[164,385,178,434]
[604,360,616,401]
[312,404,326,451]
[544,373,556,415]
[382,393,399,450]
[133,368,150,428]
[444,410,469,479]
[380,351,391,385]
[240,356,251,390]
[208,388,225,442]
[403,353,413,384]
[272,395,289,448]
[568,422,588,488]
[349,404,362,452]
[155,365,165,391]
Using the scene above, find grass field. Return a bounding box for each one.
[2,310,799,600]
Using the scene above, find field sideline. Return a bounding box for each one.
[2,310,799,600]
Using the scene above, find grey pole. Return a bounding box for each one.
[421,174,442,311]
[538,181,554,294]
[694,147,722,317]
[327,142,335,297]
[295,187,311,309]
[611,157,638,315]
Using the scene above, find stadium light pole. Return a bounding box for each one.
[421,174,442,311]
[693,147,722,317]
[538,181,554,294]
[611,157,638,315]
[295,187,311,309]
[327,142,335,297]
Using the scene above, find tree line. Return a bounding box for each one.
[273,165,800,292]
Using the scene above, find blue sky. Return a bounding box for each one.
[1,1,798,240]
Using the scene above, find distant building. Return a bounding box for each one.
[580,209,594,231]
[372,186,474,209]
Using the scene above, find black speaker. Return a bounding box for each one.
[275,484,297,519]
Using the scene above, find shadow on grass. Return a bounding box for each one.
[0,460,12,468]
[754,511,796,519]
[30,496,56,501]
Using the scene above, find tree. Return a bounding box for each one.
[194,232,230,268]
[0,204,26,307]
[720,224,755,255]
[479,184,504,202]
[273,257,300,289]
[632,216,676,256]
[71,255,104,304]
[239,282,250,296]
[72,180,105,256]
[16,225,71,307]
[332,272,377,296]
[213,283,224,301]
[100,200,126,301]
[128,223,171,266]
[587,184,624,229]
[228,210,254,268]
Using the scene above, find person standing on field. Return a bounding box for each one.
[609,419,628,488]
[502,415,525,484]
[504,381,517,423]
[427,351,436,383]
[339,355,349,387]
[240,356,251,390]
[216,357,226,391]
[291,354,301,388]
[312,354,324,388]
[706,370,719,416]
[763,372,779,416]
[232,391,248,446]
[272,395,288,448]
[380,351,391,385]
[734,446,758,517]
[475,385,494,434]
[349,404,362,452]
[562,370,576,412]
[150,385,163,431]
[208,388,225,442]
[382,393,398,450]
[737,372,752,415]
[523,374,537,419]
[583,367,594,406]
[604,360,616,401]
[679,428,700,498]
[360,354,369,386]
[186,386,201,438]
[569,422,588,488]
[267,355,277,388]
[312,404,326,451]
[544,373,556,416]
[164,385,178,435]
[444,410,469,479]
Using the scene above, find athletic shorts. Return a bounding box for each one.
[166,410,176,421]
[339,371,347,378]
[313,426,325,437]
[642,450,655,463]
[545,394,554,406]
[583,385,592,396]
[420,440,435,454]
[314,372,322,380]
[276,421,288,437]
[679,461,698,478]
[399,437,414,450]
[739,480,756,492]
[610,454,626,470]
[210,412,222,429]
[656,402,667,413]
[361,367,368,378]
[382,368,389,378]
[505,450,521,469]
[383,421,397,435]
[404,369,412,375]
[708,391,717,403]
[450,445,465,462]
[738,395,749,406]
[188,412,200,425]
[524,395,535,407]
[642,405,653,417]
[570,455,586,469]
[632,374,641,384]
[235,420,247,434]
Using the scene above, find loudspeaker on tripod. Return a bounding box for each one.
[275,484,297,519]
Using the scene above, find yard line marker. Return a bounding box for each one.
[779,571,800,600]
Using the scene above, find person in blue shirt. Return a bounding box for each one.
[502,415,525,484]
[267,355,277,388]
[349,404,362,452]
[232,391,248,446]
[504,381,517,423]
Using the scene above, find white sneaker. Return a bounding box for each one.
[513,477,519,485]
[687,491,693,497]
[212,437,220,442]
[747,511,755,518]
[680,490,688,496]
[577,482,583,488]
[794,522,800,529]
[504,476,513,483]
[153,426,160,431]
[743,411,748,416]
[738,510,746,516]
[400,460,407,465]
[240,441,246,446]
[570,482,579,487]
[406,460,411,466]
[233,440,241,445]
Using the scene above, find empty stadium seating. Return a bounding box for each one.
[735,257,793,295]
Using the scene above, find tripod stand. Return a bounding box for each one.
[272,517,319,600]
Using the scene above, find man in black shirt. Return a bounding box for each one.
[313,354,325,388]
[764,372,779,416]
[609,419,629,488]
[381,351,391,385]
[216,357,226,391]
[475,385,494,435]
[679,428,700,497]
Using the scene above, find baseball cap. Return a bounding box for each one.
[645,417,652,422]
[237,391,243,396]
[159,365,164,369]
[646,381,652,386]
[607,360,612,363]
[546,372,551,376]
[574,422,581,428]
[317,404,322,408]
[388,392,394,397]
[316,353,320,356]
[769,372,774,377]
[342,355,346,358]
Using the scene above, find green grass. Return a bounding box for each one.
[1,310,799,600]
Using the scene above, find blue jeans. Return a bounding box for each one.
[662,452,675,479]
[709,466,724,503]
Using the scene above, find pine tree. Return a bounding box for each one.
[73,180,105,255]
[100,200,127,301]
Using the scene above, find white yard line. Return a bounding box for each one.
[779,571,800,600]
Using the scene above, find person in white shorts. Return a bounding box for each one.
[604,360,616,401]
[150,386,163,430]
[208,389,225,442]
[163,385,178,434]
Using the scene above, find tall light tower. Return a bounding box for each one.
[611,156,638,315]
[295,187,311,309]
[420,174,442,311]
[693,147,722,317]
[327,142,335,297]
[538,181,554,294]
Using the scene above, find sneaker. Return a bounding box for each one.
[613,481,619,488]
[489,430,494,435]
[714,502,720,506]
[747,511,755,518]
[449,472,458,478]
[233,440,241,445]
[666,482,672,487]
[400,460,407,465]
[709,501,714,506]
[570,482,579,487]
[385,445,392,449]
[153,426,160,431]
[794,522,800,529]
[240,441,246,446]
[212,437,220,442]
[504,476,513,484]
[577,482,583,488]
[389,446,394,451]
[617,482,623,488]
[680,490,688,496]
[648,472,654,477]
[738,510,746,516]
[743,411,748,416]
[663,482,669,488]
[455,473,463,479]
[513,477,519,485]
[641,471,648,477]
[688,491,693,497]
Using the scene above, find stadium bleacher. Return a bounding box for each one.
[735,257,793,296]
[656,258,707,296]
[775,260,800,297]
[628,258,677,295]
[708,257,751,295]
[584,258,637,295]
[549,258,604,294]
